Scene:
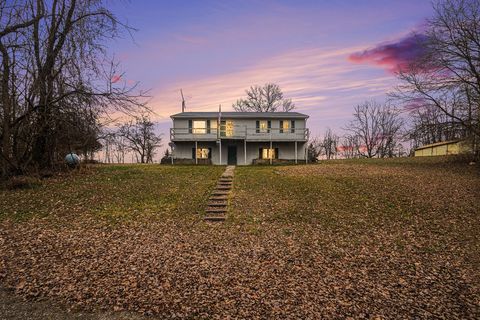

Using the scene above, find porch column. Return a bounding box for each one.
[270,140,273,165]
[219,139,222,165]
[295,141,298,164]
[305,144,308,164]
[195,141,198,165]
[244,139,247,165]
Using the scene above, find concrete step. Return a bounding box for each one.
[207,202,227,207]
[212,191,229,196]
[206,207,227,213]
[204,166,234,222]
[204,215,226,221]
[210,196,228,200]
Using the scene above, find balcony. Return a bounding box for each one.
[170,126,309,142]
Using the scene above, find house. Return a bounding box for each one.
[414,139,472,157]
[169,111,309,165]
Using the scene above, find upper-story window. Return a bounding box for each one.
[188,120,213,134]
[220,120,234,137]
[280,120,295,133]
[256,120,271,133]
[193,120,206,134]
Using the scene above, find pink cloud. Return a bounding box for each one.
[348,34,429,73]
[111,74,122,83]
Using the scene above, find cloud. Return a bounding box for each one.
[348,34,428,73]
[111,74,122,83]
[147,45,397,143]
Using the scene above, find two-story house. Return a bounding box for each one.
[169,111,309,165]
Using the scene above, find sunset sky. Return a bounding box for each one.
[109,0,434,142]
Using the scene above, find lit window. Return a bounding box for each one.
[221,120,234,137]
[196,148,210,159]
[262,148,276,159]
[193,120,206,134]
[281,120,290,133]
[259,121,268,133]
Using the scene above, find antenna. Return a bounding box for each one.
[180,89,186,113]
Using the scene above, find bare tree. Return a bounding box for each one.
[393,0,480,156]
[118,114,162,164]
[339,135,361,159]
[112,134,127,164]
[233,83,295,112]
[306,138,322,163]
[320,128,339,160]
[0,0,146,178]
[345,100,404,158]
[408,104,467,148]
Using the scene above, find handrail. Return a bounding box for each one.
[170,126,309,141]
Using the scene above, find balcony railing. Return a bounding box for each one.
[170,125,309,141]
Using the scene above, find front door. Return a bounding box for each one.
[227,146,237,165]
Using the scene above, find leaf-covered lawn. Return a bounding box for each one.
[0,164,224,222]
[1,159,479,319]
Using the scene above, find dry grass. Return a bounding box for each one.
[1,158,479,319]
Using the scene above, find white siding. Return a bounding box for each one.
[173,141,307,165]
[171,117,308,142]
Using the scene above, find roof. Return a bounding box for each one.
[170,111,309,119]
[415,139,463,151]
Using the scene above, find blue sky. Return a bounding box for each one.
[107,0,434,140]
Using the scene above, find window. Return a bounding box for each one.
[193,120,206,134]
[290,120,295,133]
[197,148,210,159]
[256,120,271,133]
[188,120,213,134]
[210,120,217,132]
[280,120,290,133]
[220,120,234,137]
[192,148,211,159]
[259,148,278,159]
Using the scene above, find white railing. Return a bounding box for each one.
[170,126,309,141]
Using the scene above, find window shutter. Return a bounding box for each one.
[275,148,279,159]
[256,120,260,133]
[192,148,196,159]
[279,120,284,133]
[188,120,193,133]
[291,120,295,133]
[208,148,212,159]
[259,148,263,159]
[206,120,211,134]
[267,120,271,133]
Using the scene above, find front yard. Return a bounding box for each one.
[1,158,479,318]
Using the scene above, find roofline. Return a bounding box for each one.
[414,139,463,151]
[170,112,309,120]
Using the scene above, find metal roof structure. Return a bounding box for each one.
[414,140,463,151]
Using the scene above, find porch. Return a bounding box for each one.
[171,140,307,165]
